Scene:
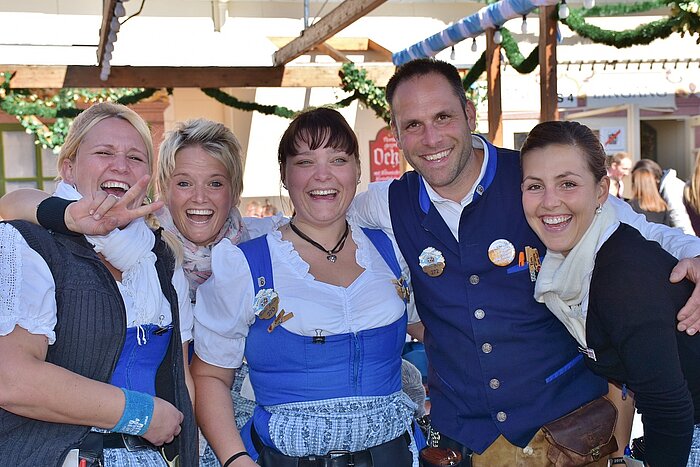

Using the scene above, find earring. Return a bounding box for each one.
[356,179,361,185]
[595,204,602,214]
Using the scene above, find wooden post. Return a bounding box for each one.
[539,5,559,122]
[485,28,503,146]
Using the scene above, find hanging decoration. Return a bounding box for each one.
[392,0,560,65]
[1,1,698,147]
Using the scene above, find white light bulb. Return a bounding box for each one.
[559,1,570,19]
[103,50,112,62]
[105,42,114,53]
[108,30,118,43]
[100,71,109,81]
[493,29,503,45]
[450,46,456,61]
[521,16,528,35]
[583,0,595,8]
[114,2,126,18]
[110,17,120,32]
[471,38,477,52]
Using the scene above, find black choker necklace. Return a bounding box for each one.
[289,220,350,263]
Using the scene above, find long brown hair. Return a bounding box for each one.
[685,149,700,213]
[631,165,667,212]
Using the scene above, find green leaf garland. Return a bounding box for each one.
[0,0,697,147]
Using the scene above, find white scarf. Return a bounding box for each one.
[157,205,249,301]
[533,202,618,348]
[54,182,161,343]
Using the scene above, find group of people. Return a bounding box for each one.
[1,58,700,467]
[609,150,700,236]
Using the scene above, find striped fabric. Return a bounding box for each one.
[392,0,560,65]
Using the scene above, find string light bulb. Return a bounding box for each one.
[493,28,503,45]
[114,1,126,18]
[450,45,456,61]
[583,0,595,8]
[521,15,528,34]
[559,0,570,19]
[471,38,477,52]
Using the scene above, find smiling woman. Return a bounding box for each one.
[0,102,197,467]
[190,107,423,467]
[521,120,700,467]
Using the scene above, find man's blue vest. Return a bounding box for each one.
[387,138,607,453]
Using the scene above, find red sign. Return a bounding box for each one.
[369,127,401,182]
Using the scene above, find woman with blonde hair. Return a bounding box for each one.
[0,102,197,466]
[628,159,671,226]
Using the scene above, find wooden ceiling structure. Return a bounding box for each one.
[2,0,562,144]
[6,0,394,89]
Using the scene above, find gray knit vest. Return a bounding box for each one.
[0,221,197,467]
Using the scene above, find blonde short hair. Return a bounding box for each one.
[156,119,244,206]
[57,102,154,179]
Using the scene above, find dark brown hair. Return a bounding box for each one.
[386,58,468,113]
[278,107,359,183]
[520,120,608,182]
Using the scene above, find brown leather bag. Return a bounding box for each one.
[419,447,464,467]
[542,397,618,466]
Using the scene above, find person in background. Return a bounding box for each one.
[684,149,700,235]
[0,102,197,466]
[658,162,695,234]
[607,152,632,199]
[245,200,262,218]
[350,58,700,466]
[628,160,672,226]
[521,120,700,467]
[191,107,423,467]
[260,199,278,217]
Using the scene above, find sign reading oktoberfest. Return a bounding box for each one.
[369,127,401,182]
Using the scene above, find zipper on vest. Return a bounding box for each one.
[352,333,360,394]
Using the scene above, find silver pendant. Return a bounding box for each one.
[327,254,337,262]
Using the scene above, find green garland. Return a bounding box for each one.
[201,86,358,120]
[201,88,296,119]
[564,10,682,47]
[581,0,666,17]
[0,0,698,146]
[339,64,391,123]
[0,74,156,150]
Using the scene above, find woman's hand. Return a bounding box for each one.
[65,175,163,235]
[141,397,184,446]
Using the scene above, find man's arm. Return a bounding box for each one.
[610,196,700,259]
[349,181,393,231]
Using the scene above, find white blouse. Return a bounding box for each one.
[194,221,417,369]
[0,223,193,345]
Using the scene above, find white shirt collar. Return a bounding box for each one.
[422,135,488,209]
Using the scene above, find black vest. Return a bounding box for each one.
[0,221,197,467]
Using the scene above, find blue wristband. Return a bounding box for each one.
[112,388,154,436]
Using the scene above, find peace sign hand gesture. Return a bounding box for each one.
[65,175,164,236]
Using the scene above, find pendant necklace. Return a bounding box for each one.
[289,220,350,263]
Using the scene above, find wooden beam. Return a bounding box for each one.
[97,0,118,66]
[539,5,559,122]
[485,29,503,146]
[315,43,351,63]
[367,39,393,62]
[4,64,396,88]
[272,0,388,66]
[269,37,372,51]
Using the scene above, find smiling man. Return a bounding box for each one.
[350,58,700,465]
